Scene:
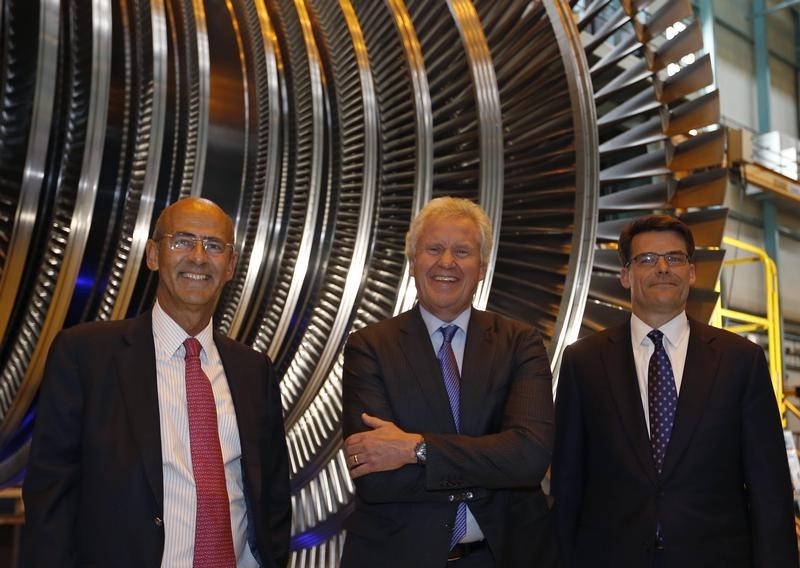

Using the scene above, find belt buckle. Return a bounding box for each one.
[447,541,484,562]
[447,544,465,562]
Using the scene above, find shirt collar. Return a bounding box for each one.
[418,304,472,339]
[152,300,215,360]
[631,311,689,349]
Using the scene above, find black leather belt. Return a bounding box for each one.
[447,540,488,562]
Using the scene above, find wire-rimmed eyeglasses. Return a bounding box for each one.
[155,232,235,256]
[626,251,690,267]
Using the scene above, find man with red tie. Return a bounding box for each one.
[552,214,797,567]
[23,197,291,567]
[341,197,558,567]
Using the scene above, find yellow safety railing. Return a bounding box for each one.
[715,239,800,538]
[712,236,786,424]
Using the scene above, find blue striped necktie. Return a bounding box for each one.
[437,325,467,549]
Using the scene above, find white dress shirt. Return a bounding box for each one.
[152,301,257,567]
[419,305,486,543]
[630,311,691,434]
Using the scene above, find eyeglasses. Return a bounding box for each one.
[156,233,234,256]
[627,252,690,267]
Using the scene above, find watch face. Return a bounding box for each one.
[415,441,426,463]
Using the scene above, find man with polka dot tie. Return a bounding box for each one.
[552,214,797,568]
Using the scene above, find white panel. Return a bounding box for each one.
[767,0,797,65]
[771,57,798,139]
[715,24,757,130]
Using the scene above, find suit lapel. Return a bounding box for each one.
[116,312,164,508]
[400,307,458,433]
[660,320,720,479]
[216,333,262,506]
[460,310,494,436]
[603,322,658,483]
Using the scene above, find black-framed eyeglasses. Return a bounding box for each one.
[156,232,235,256]
[627,251,690,267]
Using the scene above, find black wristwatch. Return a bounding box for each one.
[414,440,427,464]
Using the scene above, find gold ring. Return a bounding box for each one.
[353,453,359,465]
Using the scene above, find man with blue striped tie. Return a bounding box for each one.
[341,197,558,567]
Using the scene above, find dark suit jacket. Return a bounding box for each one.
[22,311,291,567]
[340,306,558,568]
[552,317,797,568]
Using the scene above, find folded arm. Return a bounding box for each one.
[342,322,554,503]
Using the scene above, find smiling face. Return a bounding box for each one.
[619,230,696,328]
[410,214,486,322]
[145,198,237,335]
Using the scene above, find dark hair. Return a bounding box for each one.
[618,214,695,266]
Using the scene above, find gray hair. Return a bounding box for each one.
[404,197,492,264]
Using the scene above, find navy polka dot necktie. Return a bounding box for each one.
[647,329,677,475]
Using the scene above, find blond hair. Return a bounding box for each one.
[404,197,492,264]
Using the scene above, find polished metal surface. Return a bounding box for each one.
[0,0,60,347]
[0,0,722,563]
[0,0,112,442]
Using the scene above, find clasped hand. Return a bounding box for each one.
[344,413,422,479]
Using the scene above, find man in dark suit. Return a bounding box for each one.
[552,214,798,567]
[22,197,291,567]
[341,196,557,567]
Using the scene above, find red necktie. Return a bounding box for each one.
[184,337,236,567]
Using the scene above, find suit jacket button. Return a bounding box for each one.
[653,530,665,551]
[465,491,474,500]
[448,494,455,502]
[154,516,163,527]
